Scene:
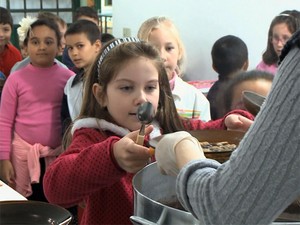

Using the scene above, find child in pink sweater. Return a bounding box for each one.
[0,18,74,200]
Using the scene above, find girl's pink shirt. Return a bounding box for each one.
[256,61,277,75]
[0,63,74,160]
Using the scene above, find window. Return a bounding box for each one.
[0,0,75,24]
[0,0,79,47]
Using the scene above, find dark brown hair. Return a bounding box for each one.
[63,40,185,148]
[263,10,300,65]
[74,6,99,24]
[23,18,61,47]
[0,7,13,28]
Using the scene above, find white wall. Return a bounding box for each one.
[112,0,299,81]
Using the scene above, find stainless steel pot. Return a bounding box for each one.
[131,162,300,225]
[131,162,201,225]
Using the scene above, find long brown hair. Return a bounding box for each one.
[63,39,185,148]
[263,10,300,65]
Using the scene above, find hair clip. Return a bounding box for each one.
[278,13,291,17]
[97,37,140,80]
[17,16,37,42]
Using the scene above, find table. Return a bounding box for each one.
[0,180,27,201]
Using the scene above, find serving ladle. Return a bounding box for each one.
[136,102,155,145]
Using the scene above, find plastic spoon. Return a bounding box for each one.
[136,102,155,145]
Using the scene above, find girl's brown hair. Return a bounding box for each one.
[263,10,300,65]
[63,39,185,148]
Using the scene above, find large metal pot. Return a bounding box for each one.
[131,162,300,225]
[131,162,201,225]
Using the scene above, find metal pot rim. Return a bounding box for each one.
[133,163,194,216]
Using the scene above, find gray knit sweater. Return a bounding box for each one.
[177,47,300,225]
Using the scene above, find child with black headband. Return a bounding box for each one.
[43,37,254,225]
[256,10,300,74]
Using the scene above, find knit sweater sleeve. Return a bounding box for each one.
[176,47,300,225]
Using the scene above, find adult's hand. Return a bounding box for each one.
[155,131,205,176]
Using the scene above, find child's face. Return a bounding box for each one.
[27,25,59,68]
[94,57,160,131]
[19,42,28,58]
[271,23,292,57]
[0,23,12,48]
[66,33,101,71]
[231,79,273,111]
[148,27,180,80]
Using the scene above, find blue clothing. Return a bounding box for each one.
[207,78,229,120]
[62,48,75,69]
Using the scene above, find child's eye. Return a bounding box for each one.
[146,85,157,92]
[45,40,54,45]
[120,86,133,92]
[166,45,175,52]
[31,40,39,45]
[77,44,84,49]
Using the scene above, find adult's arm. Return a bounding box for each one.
[176,46,300,225]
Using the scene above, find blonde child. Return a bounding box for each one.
[138,16,211,121]
[0,18,74,201]
[43,38,253,225]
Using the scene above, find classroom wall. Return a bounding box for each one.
[112,0,299,81]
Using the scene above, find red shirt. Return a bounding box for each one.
[43,110,254,225]
[0,44,22,78]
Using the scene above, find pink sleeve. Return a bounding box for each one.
[0,76,18,159]
[256,61,277,75]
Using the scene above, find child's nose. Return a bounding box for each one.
[134,91,148,105]
[38,42,47,49]
[70,49,78,56]
[160,50,167,62]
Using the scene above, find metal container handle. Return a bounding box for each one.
[130,208,167,225]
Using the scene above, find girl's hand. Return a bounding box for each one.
[113,125,154,173]
[0,159,15,185]
[225,114,254,132]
